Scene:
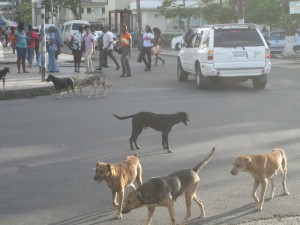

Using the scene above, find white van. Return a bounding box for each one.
[61,20,90,43]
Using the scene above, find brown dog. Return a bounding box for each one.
[231,148,289,211]
[94,154,142,219]
[122,147,216,225]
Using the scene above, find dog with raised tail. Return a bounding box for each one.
[231,148,290,211]
[122,147,216,225]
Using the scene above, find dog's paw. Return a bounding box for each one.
[113,202,119,207]
[167,149,173,153]
[283,191,290,196]
[115,214,122,219]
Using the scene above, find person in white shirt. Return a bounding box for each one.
[137,25,154,71]
[102,26,120,70]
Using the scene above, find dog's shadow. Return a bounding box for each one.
[187,203,257,225]
[48,208,119,225]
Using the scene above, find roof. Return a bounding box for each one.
[130,0,199,10]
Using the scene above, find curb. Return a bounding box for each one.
[0,86,55,100]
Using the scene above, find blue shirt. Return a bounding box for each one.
[15,30,27,48]
[48,32,58,51]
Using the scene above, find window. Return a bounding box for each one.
[87,8,92,13]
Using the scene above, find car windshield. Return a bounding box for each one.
[214,29,264,47]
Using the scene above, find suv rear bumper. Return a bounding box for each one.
[202,62,271,77]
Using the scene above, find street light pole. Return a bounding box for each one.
[136,0,142,50]
[41,4,46,81]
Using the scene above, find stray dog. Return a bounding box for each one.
[0,67,11,90]
[94,154,143,219]
[113,112,190,153]
[45,74,75,98]
[231,148,289,211]
[122,147,215,225]
[73,72,111,98]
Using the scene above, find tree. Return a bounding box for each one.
[158,0,201,31]
[201,0,235,24]
[281,0,300,57]
[15,0,32,24]
[55,0,81,20]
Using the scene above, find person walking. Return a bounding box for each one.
[152,27,165,66]
[47,26,60,72]
[120,25,131,77]
[5,27,9,47]
[15,22,28,74]
[9,27,16,54]
[70,26,84,73]
[95,29,104,72]
[102,26,120,70]
[137,25,154,72]
[26,24,39,68]
[83,25,95,74]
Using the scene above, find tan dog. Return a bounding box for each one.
[94,154,142,219]
[122,147,216,225]
[73,72,111,98]
[231,148,289,211]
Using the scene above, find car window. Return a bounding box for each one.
[194,34,202,48]
[214,29,264,47]
[201,30,210,48]
[270,32,285,41]
[186,34,197,48]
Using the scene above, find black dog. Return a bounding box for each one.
[46,74,75,98]
[0,67,11,90]
[113,112,190,153]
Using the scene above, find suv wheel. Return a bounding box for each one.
[196,63,209,89]
[252,75,267,89]
[175,43,180,51]
[177,60,188,81]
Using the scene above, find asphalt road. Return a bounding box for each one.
[0,55,300,225]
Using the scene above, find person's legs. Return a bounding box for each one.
[85,48,93,73]
[48,50,59,72]
[146,47,152,71]
[28,48,35,67]
[107,50,120,69]
[120,46,129,76]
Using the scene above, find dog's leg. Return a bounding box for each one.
[115,189,124,219]
[88,87,93,98]
[193,195,205,218]
[270,177,275,199]
[130,125,143,150]
[281,158,290,196]
[252,177,260,204]
[164,132,173,153]
[257,178,268,211]
[128,183,136,191]
[146,206,155,225]
[112,191,119,207]
[180,192,193,225]
[3,78,5,90]
[136,164,143,187]
[165,200,176,225]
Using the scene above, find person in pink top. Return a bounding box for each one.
[83,25,95,74]
[26,24,40,68]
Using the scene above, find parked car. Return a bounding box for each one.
[171,34,184,50]
[177,23,271,89]
[268,30,300,54]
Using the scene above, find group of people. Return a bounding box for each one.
[3,22,64,74]
[69,24,165,78]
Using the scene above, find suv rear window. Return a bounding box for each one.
[214,29,264,47]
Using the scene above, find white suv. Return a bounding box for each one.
[177,23,271,89]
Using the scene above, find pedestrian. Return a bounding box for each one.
[120,25,131,77]
[5,27,10,47]
[26,24,39,68]
[102,26,120,70]
[9,27,16,54]
[95,29,104,72]
[15,22,29,74]
[46,26,60,72]
[83,25,95,74]
[137,25,154,72]
[69,25,84,73]
[152,27,165,66]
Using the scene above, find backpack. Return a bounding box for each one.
[26,32,32,45]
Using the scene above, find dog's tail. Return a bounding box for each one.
[192,147,216,173]
[113,114,135,120]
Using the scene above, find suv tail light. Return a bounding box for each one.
[208,50,214,61]
[266,49,270,61]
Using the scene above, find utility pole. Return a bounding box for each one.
[79,0,82,19]
[236,0,245,24]
[41,0,47,81]
[136,0,142,50]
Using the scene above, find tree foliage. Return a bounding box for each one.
[54,0,81,20]
[15,0,32,24]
